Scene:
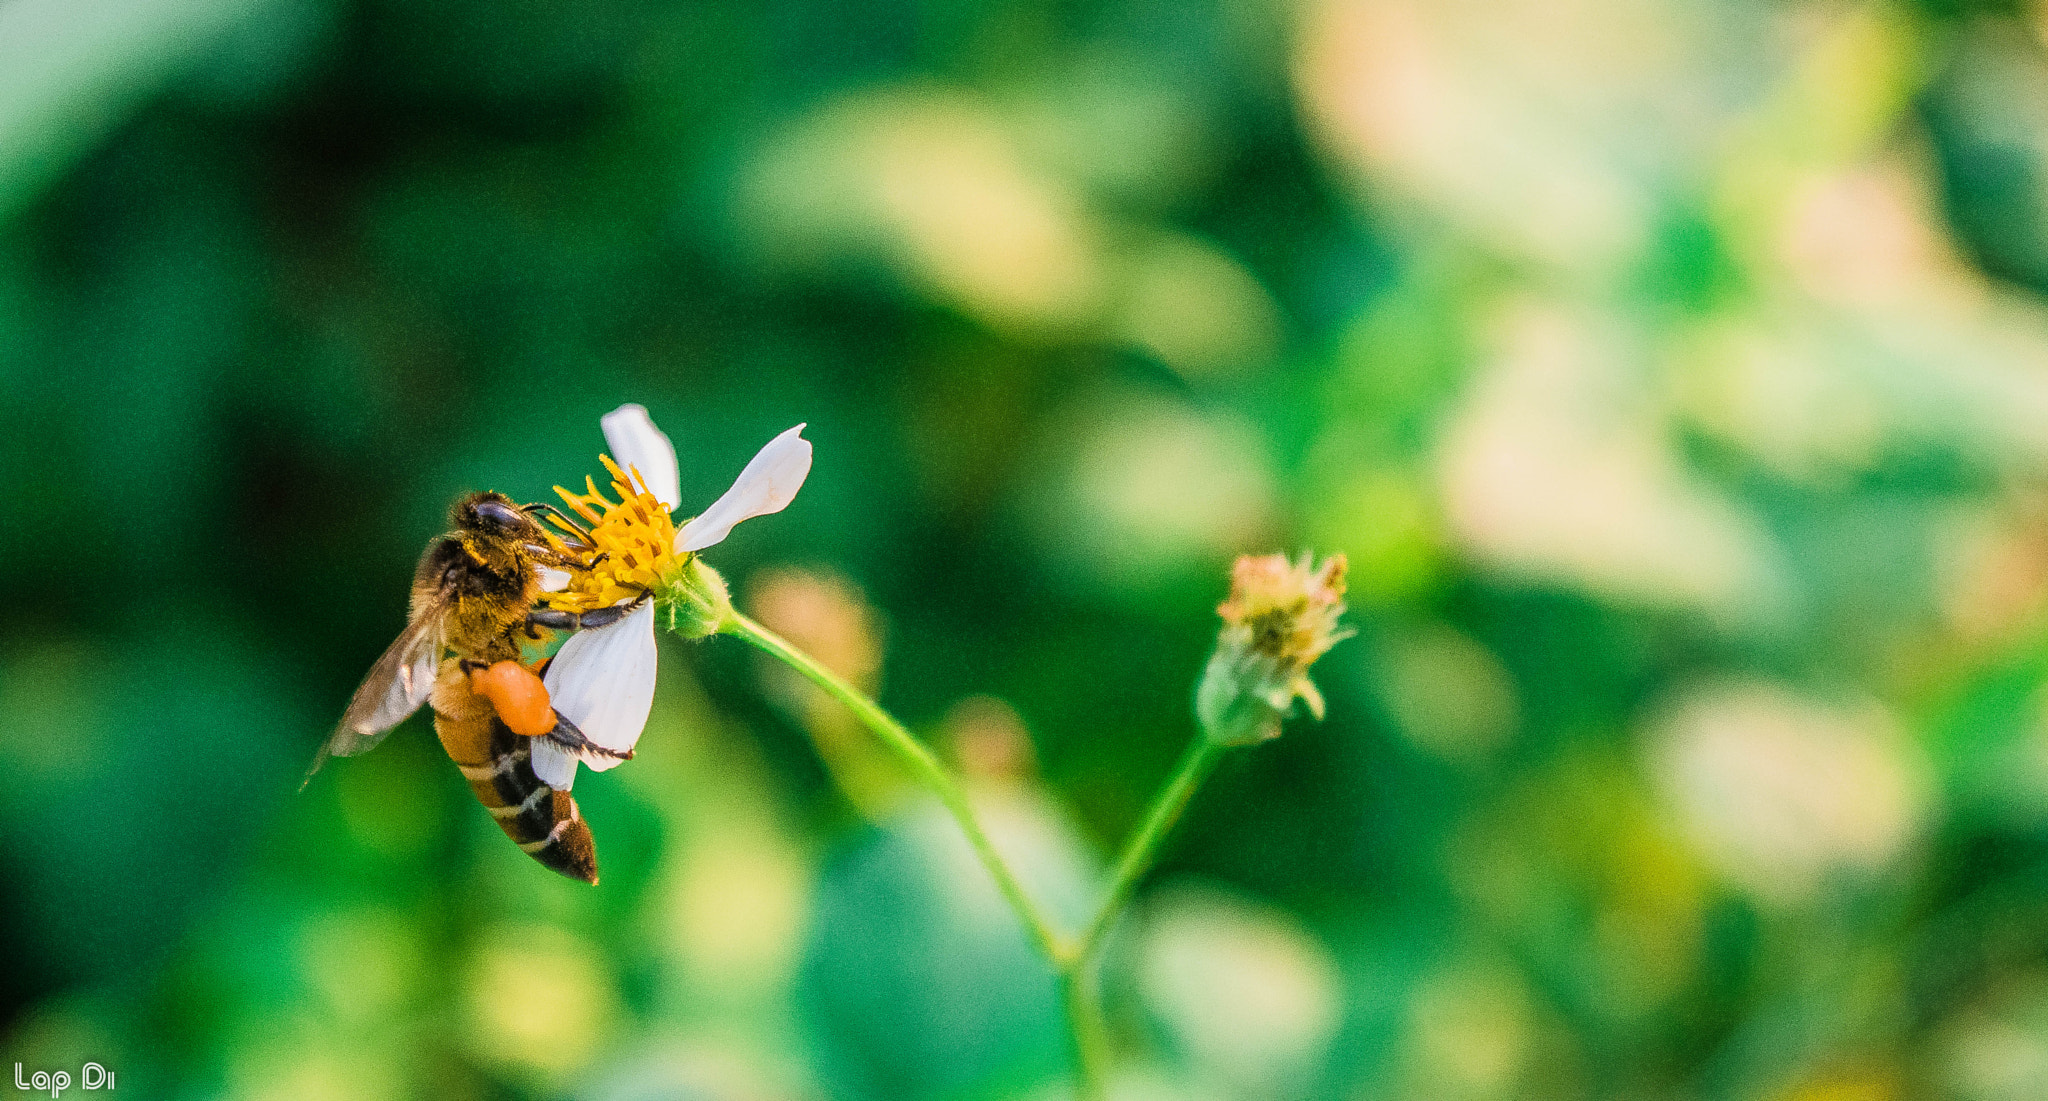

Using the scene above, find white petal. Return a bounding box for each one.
[542,601,657,774]
[676,424,812,552]
[530,736,578,791]
[601,403,681,509]
[536,566,572,592]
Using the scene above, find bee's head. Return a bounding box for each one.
[454,492,538,540]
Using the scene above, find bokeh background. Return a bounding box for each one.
[7,0,2048,1097]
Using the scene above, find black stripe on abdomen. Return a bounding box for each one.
[443,704,599,884]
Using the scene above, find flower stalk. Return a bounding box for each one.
[719,610,1069,964]
[1068,736,1227,967]
[713,561,1346,1098]
[1058,967,1109,1101]
[730,593,1216,1097]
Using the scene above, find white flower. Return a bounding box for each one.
[532,600,657,789]
[677,422,813,552]
[600,403,681,508]
[532,405,813,789]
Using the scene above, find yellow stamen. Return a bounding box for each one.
[543,454,688,614]
[561,483,606,527]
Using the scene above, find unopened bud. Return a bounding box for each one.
[1196,553,1352,746]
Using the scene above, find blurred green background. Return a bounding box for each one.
[8,0,2048,1097]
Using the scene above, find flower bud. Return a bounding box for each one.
[1196,553,1352,746]
[658,555,734,639]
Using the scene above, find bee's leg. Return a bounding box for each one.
[521,543,609,574]
[526,608,582,632]
[545,714,634,761]
[525,592,651,634]
[522,502,597,548]
[522,503,611,569]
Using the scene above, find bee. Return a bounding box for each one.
[307,491,642,883]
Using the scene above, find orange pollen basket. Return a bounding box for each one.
[470,660,556,737]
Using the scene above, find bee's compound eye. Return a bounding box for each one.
[469,660,556,737]
[473,498,527,533]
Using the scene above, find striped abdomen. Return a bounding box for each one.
[430,663,599,884]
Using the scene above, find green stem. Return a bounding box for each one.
[1058,968,1107,1101]
[1069,737,1226,967]
[722,611,1068,963]
[725,609,1233,1101]
[1050,736,1226,1098]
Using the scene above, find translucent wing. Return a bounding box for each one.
[301,602,447,788]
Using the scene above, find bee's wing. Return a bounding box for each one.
[301,606,447,788]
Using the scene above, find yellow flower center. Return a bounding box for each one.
[542,455,686,614]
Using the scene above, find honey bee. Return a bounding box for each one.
[307,491,642,883]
